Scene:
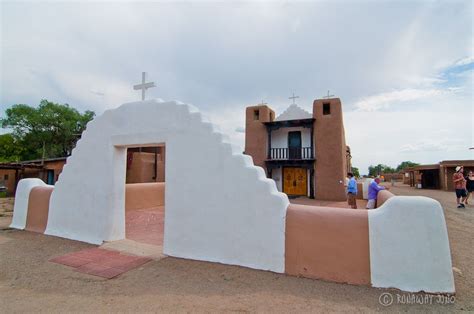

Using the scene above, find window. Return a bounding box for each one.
[323,103,331,115]
[253,109,260,121]
[4,174,8,180]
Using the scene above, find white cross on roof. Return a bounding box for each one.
[133,72,156,101]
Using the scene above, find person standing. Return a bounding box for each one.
[366,177,387,209]
[453,166,467,208]
[465,170,474,205]
[346,172,358,209]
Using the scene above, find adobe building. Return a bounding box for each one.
[0,148,165,196]
[404,160,474,190]
[244,97,351,201]
[0,157,67,196]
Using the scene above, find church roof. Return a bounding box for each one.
[275,104,312,121]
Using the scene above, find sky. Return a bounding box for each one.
[1,0,473,174]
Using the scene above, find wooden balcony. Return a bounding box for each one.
[268,147,313,160]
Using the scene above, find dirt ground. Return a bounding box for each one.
[0,184,473,312]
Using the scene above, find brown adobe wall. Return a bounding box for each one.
[0,169,17,196]
[25,185,54,233]
[44,160,66,182]
[285,204,370,285]
[376,190,395,208]
[244,105,275,169]
[313,98,347,201]
[126,152,165,183]
[125,182,165,211]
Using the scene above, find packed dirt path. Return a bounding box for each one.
[0,184,472,312]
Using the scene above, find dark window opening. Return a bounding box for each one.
[288,131,302,159]
[4,174,8,180]
[253,109,260,121]
[323,103,331,115]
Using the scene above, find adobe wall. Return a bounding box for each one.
[313,98,347,201]
[368,196,454,292]
[125,182,164,211]
[41,100,288,273]
[376,190,394,207]
[285,204,370,285]
[25,185,54,233]
[244,105,275,169]
[44,160,66,182]
[10,178,52,229]
[126,152,165,183]
[0,169,17,196]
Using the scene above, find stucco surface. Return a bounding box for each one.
[125,183,164,211]
[25,186,54,233]
[10,179,49,229]
[376,189,394,208]
[285,204,370,285]
[368,196,455,293]
[43,100,289,272]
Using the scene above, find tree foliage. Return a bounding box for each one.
[351,167,360,178]
[368,164,396,177]
[1,100,95,161]
[396,161,419,172]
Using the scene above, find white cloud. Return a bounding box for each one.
[455,56,474,66]
[1,1,472,172]
[354,88,447,112]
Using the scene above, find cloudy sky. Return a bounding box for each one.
[1,0,473,174]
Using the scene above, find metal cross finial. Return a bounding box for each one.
[133,72,156,101]
[259,100,268,106]
[289,92,299,104]
[323,90,335,99]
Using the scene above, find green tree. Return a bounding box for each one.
[396,161,419,172]
[351,167,360,178]
[1,100,95,161]
[368,164,396,177]
[0,133,24,162]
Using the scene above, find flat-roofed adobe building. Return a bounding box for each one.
[404,160,474,190]
[244,97,351,201]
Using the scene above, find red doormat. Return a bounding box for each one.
[50,248,151,279]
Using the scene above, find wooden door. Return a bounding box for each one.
[283,167,307,196]
[288,131,302,159]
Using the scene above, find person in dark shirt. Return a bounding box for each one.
[465,170,474,205]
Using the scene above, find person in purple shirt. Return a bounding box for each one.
[366,177,387,209]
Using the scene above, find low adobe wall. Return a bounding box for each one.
[10,179,53,230]
[376,189,394,208]
[356,182,363,199]
[25,186,54,233]
[285,204,370,285]
[285,196,455,293]
[13,176,455,293]
[125,182,165,211]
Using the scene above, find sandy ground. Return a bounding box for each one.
[0,185,473,312]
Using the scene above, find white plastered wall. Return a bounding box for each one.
[369,196,455,293]
[43,99,289,273]
[10,178,50,229]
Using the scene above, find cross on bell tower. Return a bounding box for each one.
[323,90,335,99]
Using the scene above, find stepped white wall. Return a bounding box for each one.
[44,99,289,272]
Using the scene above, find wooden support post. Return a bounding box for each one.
[310,168,315,199]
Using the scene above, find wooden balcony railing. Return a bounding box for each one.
[268,147,313,160]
